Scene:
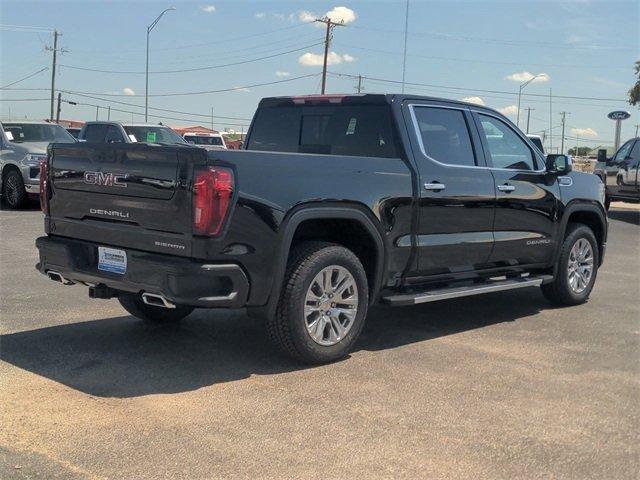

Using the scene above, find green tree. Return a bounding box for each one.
[629,61,640,106]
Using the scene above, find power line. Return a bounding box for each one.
[328,72,627,102]
[0,67,49,88]
[333,43,631,71]
[60,91,252,121]
[59,42,324,75]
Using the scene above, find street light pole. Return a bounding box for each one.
[145,7,176,122]
[516,74,545,127]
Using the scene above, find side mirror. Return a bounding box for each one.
[546,154,572,174]
[597,149,608,163]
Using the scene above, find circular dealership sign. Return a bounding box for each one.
[607,111,631,120]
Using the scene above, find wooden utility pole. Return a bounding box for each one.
[525,107,534,134]
[356,75,363,93]
[47,30,61,121]
[55,92,62,123]
[315,17,345,94]
[635,124,639,137]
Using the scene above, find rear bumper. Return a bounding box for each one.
[35,235,249,308]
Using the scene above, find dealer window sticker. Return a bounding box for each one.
[346,117,357,135]
[146,131,157,143]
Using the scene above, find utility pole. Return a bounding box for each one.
[211,107,214,131]
[549,88,553,153]
[525,107,534,134]
[96,105,99,121]
[55,92,62,123]
[107,106,111,120]
[315,16,345,94]
[559,111,570,154]
[47,30,61,121]
[401,0,409,93]
[635,124,639,137]
[355,75,363,93]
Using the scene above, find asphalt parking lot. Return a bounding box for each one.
[1,202,638,479]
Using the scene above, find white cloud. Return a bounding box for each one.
[233,86,250,93]
[200,5,216,13]
[123,87,135,96]
[498,105,518,116]
[299,10,316,23]
[505,71,550,83]
[571,127,598,138]
[461,96,485,105]
[298,51,355,66]
[325,6,356,24]
[275,70,290,77]
[254,12,266,19]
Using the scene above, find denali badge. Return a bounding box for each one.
[89,208,130,219]
[84,171,127,188]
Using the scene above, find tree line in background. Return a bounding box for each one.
[629,61,640,106]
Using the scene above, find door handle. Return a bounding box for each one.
[424,182,446,191]
[497,184,515,192]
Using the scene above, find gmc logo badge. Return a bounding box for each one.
[84,171,127,188]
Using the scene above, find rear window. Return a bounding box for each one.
[185,135,224,146]
[247,104,400,158]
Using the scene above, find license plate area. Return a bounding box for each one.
[98,247,127,275]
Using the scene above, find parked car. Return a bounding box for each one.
[66,127,82,139]
[78,121,188,145]
[0,121,76,209]
[527,134,545,154]
[36,94,607,363]
[183,132,227,150]
[593,138,639,209]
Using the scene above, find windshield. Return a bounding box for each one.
[123,126,186,145]
[3,123,75,143]
[184,135,224,146]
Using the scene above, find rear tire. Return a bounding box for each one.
[541,223,599,306]
[118,293,194,323]
[268,241,369,364]
[3,170,27,209]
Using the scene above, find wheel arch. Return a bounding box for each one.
[258,203,386,318]
[558,201,607,266]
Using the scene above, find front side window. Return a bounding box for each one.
[478,114,536,170]
[412,107,476,167]
[247,104,399,158]
[105,126,124,143]
[614,140,634,163]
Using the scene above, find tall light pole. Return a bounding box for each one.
[516,73,546,127]
[145,6,176,122]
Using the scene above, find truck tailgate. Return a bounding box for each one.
[47,143,207,257]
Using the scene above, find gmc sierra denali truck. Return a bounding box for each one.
[36,94,608,363]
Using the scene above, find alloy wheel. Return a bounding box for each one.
[567,238,594,294]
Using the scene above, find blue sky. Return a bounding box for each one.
[1,0,638,150]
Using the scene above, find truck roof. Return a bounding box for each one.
[258,93,504,116]
[82,121,173,128]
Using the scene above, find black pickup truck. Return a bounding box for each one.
[36,94,608,363]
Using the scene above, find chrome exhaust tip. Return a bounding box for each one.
[47,270,75,285]
[141,292,176,309]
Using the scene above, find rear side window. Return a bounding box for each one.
[412,107,476,166]
[83,124,107,142]
[247,104,400,158]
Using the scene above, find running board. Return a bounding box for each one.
[382,275,553,307]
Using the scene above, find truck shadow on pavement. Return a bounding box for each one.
[1,289,549,398]
[607,209,640,226]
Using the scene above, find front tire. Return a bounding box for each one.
[118,293,194,323]
[541,223,599,306]
[3,170,27,209]
[268,241,369,364]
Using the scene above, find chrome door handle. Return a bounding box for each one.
[424,182,446,191]
[497,184,515,192]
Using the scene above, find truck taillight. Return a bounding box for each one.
[193,166,234,236]
[39,159,49,214]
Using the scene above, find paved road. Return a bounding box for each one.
[1,204,638,479]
